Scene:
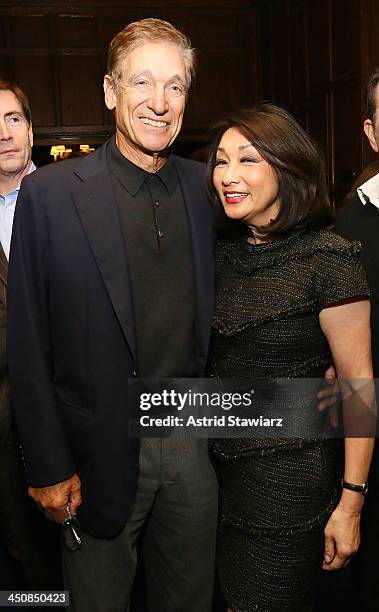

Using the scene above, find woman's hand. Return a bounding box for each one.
[322,503,361,571]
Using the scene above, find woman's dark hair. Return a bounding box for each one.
[206,103,333,239]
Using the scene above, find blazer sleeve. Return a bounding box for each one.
[8,174,75,487]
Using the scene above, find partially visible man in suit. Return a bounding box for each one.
[0,80,61,588]
[335,67,379,612]
[7,20,217,612]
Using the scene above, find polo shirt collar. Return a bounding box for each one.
[107,136,177,196]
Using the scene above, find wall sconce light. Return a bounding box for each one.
[50,145,72,162]
[79,145,95,154]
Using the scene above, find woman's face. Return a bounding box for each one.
[213,127,280,231]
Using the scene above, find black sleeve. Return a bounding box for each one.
[7,174,75,487]
[313,241,370,310]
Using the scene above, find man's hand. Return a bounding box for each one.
[28,473,82,523]
[317,365,339,427]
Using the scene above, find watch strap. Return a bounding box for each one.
[341,478,368,495]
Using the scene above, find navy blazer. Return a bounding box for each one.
[0,245,11,451]
[7,140,215,538]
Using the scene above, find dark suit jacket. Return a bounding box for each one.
[0,246,12,450]
[335,192,379,376]
[7,141,215,538]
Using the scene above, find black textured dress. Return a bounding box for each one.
[212,229,369,612]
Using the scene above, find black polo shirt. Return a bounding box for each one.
[107,137,196,377]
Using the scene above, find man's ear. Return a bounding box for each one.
[28,122,33,148]
[363,119,379,153]
[103,75,117,110]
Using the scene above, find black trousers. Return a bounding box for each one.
[63,439,219,612]
[0,423,62,590]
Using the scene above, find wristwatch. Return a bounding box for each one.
[341,478,369,496]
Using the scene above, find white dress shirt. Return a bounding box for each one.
[0,161,36,260]
[357,171,379,210]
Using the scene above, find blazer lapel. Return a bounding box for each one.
[72,143,137,365]
[0,246,7,289]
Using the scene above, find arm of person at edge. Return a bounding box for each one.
[319,298,375,571]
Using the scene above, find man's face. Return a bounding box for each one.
[104,41,187,164]
[0,90,33,180]
[364,84,379,153]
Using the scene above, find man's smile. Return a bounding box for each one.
[140,117,168,128]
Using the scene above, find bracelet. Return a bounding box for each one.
[341,478,368,496]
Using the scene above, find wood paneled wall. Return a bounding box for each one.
[0,0,257,146]
[3,0,376,188]
[255,0,378,203]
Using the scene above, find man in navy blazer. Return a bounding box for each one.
[7,18,217,612]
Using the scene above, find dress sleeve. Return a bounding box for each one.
[313,239,370,310]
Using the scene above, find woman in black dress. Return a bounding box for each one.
[207,104,375,612]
